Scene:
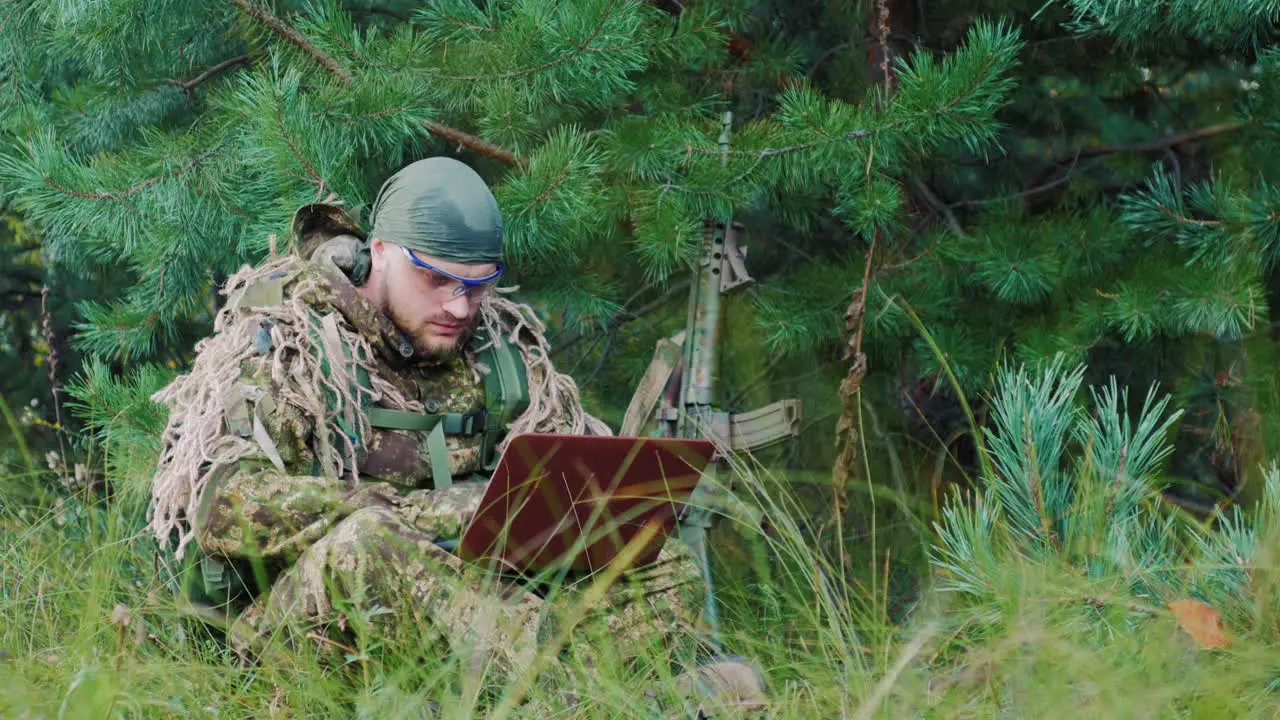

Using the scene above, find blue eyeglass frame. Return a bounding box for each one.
[401,247,504,297]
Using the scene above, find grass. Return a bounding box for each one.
[5,352,1280,717]
[2,453,1279,719]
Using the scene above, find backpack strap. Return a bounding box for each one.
[365,407,491,489]
[327,324,530,488]
[362,330,529,482]
[474,330,529,471]
[365,409,451,488]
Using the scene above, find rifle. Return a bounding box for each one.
[620,111,802,644]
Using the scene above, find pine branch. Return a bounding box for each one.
[1152,199,1224,228]
[175,53,255,93]
[430,0,620,81]
[37,139,227,207]
[232,0,353,82]
[672,19,1020,191]
[1051,121,1246,166]
[682,127,883,161]
[1065,0,1280,50]
[274,104,324,190]
[552,279,690,357]
[232,0,524,167]
[424,121,525,168]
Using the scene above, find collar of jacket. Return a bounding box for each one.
[286,202,457,370]
[295,259,455,371]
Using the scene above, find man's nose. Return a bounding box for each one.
[442,293,471,319]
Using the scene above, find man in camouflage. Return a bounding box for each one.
[148,157,767,711]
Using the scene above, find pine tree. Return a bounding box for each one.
[3,0,1277,513]
[0,0,1023,443]
[790,0,1279,506]
[931,355,1280,650]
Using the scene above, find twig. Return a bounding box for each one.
[806,42,852,79]
[1159,492,1223,517]
[853,236,877,365]
[40,177,137,211]
[551,280,690,357]
[231,0,525,168]
[126,140,228,196]
[175,54,255,93]
[949,165,1081,208]
[305,631,365,659]
[583,329,617,385]
[1153,199,1223,227]
[40,139,228,206]
[531,157,572,203]
[432,0,619,81]
[831,231,877,551]
[40,286,69,490]
[726,352,789,408]
[612,280,691,325]
[683,126,883,162]
[275,104,324,188]
[231,0,353,81]
[875,0,893,98]
[1049,121,1245,166]
[1025,119,1251,194]
[910,173,965,236]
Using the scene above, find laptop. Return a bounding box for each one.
[455,433,716,578]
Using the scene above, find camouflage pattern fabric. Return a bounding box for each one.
[191,265,491,560]
[226,496,705,681]
[187,257,707,681]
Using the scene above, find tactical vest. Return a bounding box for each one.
[167,318,530,612]
[314,316,531,487]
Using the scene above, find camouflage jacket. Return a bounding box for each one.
[191,258,497,566]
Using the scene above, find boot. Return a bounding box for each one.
[665,655,770,717]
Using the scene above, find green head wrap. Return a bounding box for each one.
[368,157,504,264]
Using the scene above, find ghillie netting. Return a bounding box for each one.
[149,249,610,559]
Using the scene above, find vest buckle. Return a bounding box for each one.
[459,407,487,437]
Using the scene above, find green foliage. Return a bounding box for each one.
[0,0,1026,421]
[926,356,1280,635]
[5,366,1280,715]
[5,2,1280,713]
[63,359,172,489]
[4,0,1273,469]
[1062,0,1280,50]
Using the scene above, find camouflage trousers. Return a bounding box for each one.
[228,483,708,682]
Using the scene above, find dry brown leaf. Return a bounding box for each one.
[1168,599,1230,648]
[110,603,132,628]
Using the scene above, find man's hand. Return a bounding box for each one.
[340,481,403,513]
[398,483,487,540]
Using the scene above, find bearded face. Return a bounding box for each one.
[362,239,497,359]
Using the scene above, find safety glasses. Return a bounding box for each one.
[402,246,503,299]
